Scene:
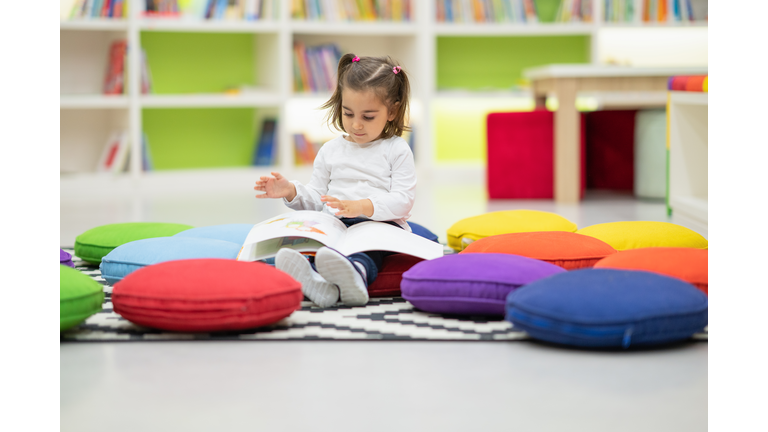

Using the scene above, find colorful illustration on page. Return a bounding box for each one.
[284,220,326,235]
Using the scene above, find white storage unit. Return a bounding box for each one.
[667,91,708,237]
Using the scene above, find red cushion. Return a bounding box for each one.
[594,248,708,295]
[112,259,302,332]
[367,254,424,297]
[459,231,617,270]
[486,110,586,199]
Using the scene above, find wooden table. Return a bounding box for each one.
[523,65,708,203]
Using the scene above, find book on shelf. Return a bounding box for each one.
[66,0,127,19]
[141,133,154,171]
[103,40,127,95]
[293,42,342,93]
[291,0,412,21]
[96,131,130,173]
[236,210,443,262]
[103,40,152,95]
[624,0,707,24]
[292,134,321,166]
[252,118,278,166]
[436,0,540,24]
[141,0,276,21]
[553,0,593,22]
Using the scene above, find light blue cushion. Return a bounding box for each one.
[100,237,241,285]
[173,223,254,245]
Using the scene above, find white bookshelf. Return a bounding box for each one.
[668,91,707,236]
[60,0,707,191]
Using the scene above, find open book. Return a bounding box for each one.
[237,211,444,262]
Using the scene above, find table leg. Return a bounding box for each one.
[553,79,580,203]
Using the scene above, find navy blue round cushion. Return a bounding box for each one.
[173,223,254,245]
[407,221,439,243]
[100,237,241,285]
[505,269,708,348]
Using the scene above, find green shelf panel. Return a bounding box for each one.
[143,108,259,170]
[437,35,590,90]
[141,32,256,94]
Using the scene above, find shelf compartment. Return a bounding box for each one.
[61,29,128,95]
[141,31,280,96]
[61,109,129,174]
[60,95,130,109]
[437,35,591,91]
[142,107,278,170]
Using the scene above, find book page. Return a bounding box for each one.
[238,211,348,261]
[337,222,444,261]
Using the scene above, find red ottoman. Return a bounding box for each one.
[367,254,424,297]
[486,110,586,199]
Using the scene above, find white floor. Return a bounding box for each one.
[60,176,707,432]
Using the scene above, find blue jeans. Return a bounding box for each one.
[310,217,400,286]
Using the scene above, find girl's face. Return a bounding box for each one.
[341,88,395,144]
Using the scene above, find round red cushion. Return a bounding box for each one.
[459,231,617,270]
[594,247,708,294]
[367,254,424,297]
[112,259,302,332]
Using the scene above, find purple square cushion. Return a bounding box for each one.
[401,253,566,316]
[60,249,74,268]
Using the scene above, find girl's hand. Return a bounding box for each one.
[254,172,297,201]
[321,196,374,218]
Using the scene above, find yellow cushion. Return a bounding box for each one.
[447,210,578,251]
[576,221,708,251]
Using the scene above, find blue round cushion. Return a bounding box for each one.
[173,223,254,245]
[100,237,241,285]
[505,269,708,348]
[407,221,439,243]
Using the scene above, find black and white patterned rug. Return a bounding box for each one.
[60,248,708,343]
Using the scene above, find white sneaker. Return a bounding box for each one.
[275,248,339,307]
[315,247,369,307]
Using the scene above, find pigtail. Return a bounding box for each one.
[320,53,357,134]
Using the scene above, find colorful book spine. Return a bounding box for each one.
[291,0,411,21]
[437,0,543,23]
[68,0,127,18]
[253,119,278,166]
[293,43,343,93]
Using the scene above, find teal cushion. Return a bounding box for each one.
[60,265,104,331]
[100,237,241,285]
[75,222,194,263]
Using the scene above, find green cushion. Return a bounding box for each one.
[74,222,194,263]
[60,265,104,331]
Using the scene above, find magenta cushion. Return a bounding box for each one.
[401,253,566,316]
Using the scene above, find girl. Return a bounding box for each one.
[254,54,415,308]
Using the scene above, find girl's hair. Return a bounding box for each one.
[321,53,411,139]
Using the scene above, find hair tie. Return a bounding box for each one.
[352,56,360,62]
[393,66,401,74]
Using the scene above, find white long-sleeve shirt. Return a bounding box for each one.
[284,134,416,231]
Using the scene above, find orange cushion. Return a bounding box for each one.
[459,231,618,270]
[594,248,708,295]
